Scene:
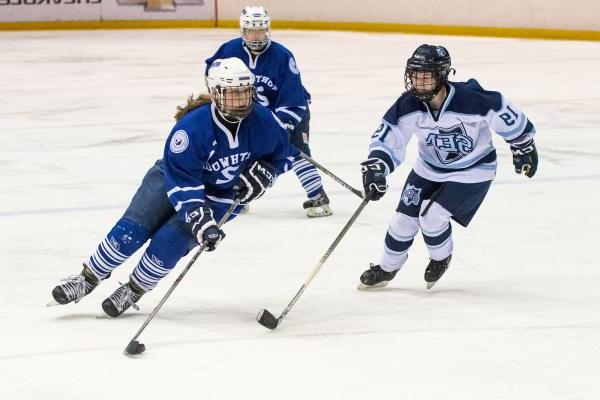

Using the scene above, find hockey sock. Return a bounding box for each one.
[379,213,419,271]
[131,223,191,291]
[87,218,150,280]
[422,223,453,261]
[292,156,323,199]
[419,201,454,261]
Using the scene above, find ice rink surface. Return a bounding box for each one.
[1,28,599,400]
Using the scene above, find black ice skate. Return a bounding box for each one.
[50,264,101,306]
[102,279,146,318]
[303,191,332,218]
[424,254,452,289]
[357,264,398,290]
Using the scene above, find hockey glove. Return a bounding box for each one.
[187,205,225,252]
[361,159,388,201]
[234,161,276,203]
[510,139,538,178]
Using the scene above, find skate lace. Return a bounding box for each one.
[369,263,381,272]
[60,275,87,303]
[113,282,140,313]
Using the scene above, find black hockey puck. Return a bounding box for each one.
[256,309,279,330]
[124,340,146,356]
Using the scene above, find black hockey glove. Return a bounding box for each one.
[510,139,538,178]
[187,204,225,252]
[361,159,388,201]
[234,161,276,203]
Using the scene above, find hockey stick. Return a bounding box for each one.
[420,184,445,217]
[257,196,370,330]
[294,148,364,199]
[124,198,242,356]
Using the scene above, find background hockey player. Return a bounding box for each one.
[358,44,539,289]
[205,6,332,218]
[51,58,292,317]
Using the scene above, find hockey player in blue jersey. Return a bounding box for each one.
[51,58,292,316]
[358,44,539,290]
[205,6,332,218]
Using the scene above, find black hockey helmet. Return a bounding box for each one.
[404,44,453,102]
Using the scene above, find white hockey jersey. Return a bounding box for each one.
[368,79,536,183]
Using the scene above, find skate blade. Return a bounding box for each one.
[357,281,390,290]
[46,300,60,307]
[426,281,437,289]
[306,205,332,218]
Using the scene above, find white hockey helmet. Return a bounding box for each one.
[206,57,256,120]
[239,6,271,52]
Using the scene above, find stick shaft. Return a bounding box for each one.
[126,198,241,344]
[277,197,370,322]
[296,149,364,199]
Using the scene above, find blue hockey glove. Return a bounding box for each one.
[510,139,538,178]
[187,205,225,251]
[361,159,388,201]
[234,161,276,203]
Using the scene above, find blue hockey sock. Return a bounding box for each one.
[131,223,192,291]
[292,156,323,199]
[87,218,150,280]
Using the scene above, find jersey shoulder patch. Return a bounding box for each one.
[171,104,213,148]
[169,130,189,153]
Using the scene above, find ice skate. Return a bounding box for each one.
[424,254,452,289]
[101,279,146,317]
[303,191,332,218]
[357,263,398,290]
[50,264,101,306]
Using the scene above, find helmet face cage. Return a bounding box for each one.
[210,85,256,120]
[241,27,271,52]
[404,45,452,102]
[404,67,449,102]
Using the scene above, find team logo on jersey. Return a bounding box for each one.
[204,152,252,183]
[216,165,241,184]
[170,130,189,153]
[425,123,473,164]
[289,57,300,74]
[402,184,422,206]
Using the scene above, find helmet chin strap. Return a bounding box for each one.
[216,107,244,123]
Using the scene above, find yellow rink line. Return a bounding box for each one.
[1,19,598,41]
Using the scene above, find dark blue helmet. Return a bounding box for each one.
[404,44,453,102]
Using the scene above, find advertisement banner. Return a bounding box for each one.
[0,0,214,22]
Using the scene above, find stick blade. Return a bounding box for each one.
[256,309,279,330]
[124,340,146,356]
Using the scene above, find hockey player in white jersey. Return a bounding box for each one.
[358,44,538,289]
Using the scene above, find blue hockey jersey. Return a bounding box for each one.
[163,102,292,221]
[205,38,310,131]
[368,79,536,183]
